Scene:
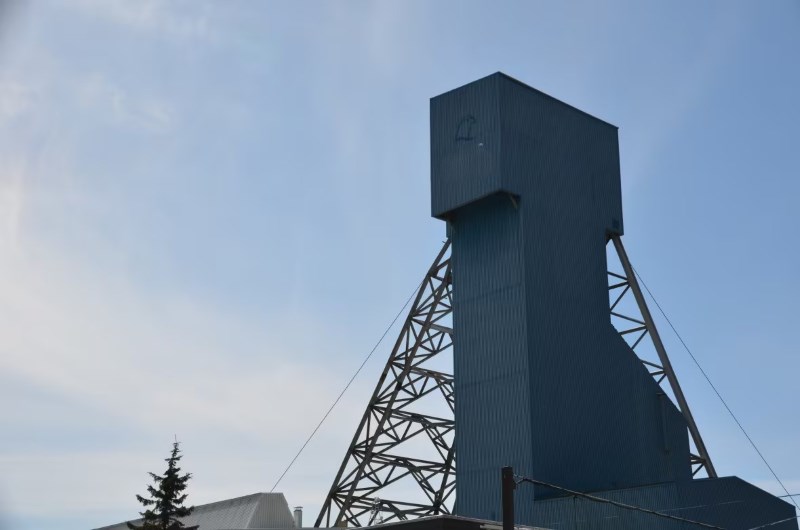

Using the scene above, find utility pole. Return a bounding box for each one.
[502,467,515,530]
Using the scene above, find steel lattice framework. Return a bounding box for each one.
[607,234,716,478]
[315,241,455,528]
[316,236,716,527]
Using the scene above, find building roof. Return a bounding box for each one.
[368,514,550,530]
[94,492,296,530]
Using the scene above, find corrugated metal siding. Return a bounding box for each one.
[182,494,260,529]
[248,493,296,528]
[530,477,798,529]
[431,73,690,525]
[450,193,533,522]
[94,492,295,530]
[500,75,690,497]
[430,73,502,219]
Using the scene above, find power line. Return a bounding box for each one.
[516,474,799,530]
[514,475,723,529]
[269,278,424,492]
[746,515,800,530]
[632,267,799,510]
[270,253,798,512]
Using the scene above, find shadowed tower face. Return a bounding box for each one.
[430,73,692,523]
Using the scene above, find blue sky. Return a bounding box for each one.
[0,1,798,529]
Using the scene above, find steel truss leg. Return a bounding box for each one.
[315,241,455,527]
[316,234,715,528]
[609,234,717,478]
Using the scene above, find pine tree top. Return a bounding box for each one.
[128,441,198,530]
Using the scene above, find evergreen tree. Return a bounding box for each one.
[128,441,199,530]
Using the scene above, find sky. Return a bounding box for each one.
[0,1,798,529]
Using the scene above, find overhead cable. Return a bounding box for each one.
[269,277,424,492]
[746,515,800,530]
[633,267,799,510]
[514,475,723,529]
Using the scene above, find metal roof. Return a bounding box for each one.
[94,492,296,530]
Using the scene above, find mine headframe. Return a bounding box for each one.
[314,237,714,527]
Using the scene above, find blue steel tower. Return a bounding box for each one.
[317,73,797,530]
[431,73,796,529]
[432,71,687,517]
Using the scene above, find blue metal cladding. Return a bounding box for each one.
[448,193,532,522]
[431,75,503,219]
[433,74,690,524]
[531,477,797,529]
[429,73,795,529]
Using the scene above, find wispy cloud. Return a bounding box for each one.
[0,171,372,525]
[64,0,211,40]
[0,82,36,119]
[0,164,25,250]
[76,74,174,133]
[0,185,353,439]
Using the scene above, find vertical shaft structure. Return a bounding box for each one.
[313,71,795,529]
[432,72,696,521]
